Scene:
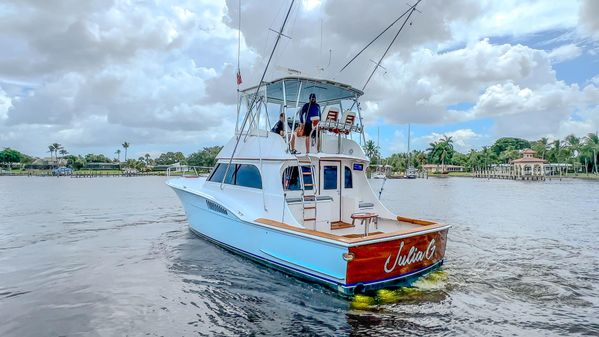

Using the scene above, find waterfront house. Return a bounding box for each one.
[422,164,465,174]
[25,157,67,169]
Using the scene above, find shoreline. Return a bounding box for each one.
[427,172,599,180]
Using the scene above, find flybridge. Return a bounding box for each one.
[235,76,367,151]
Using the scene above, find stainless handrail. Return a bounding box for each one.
[166,165,212,177]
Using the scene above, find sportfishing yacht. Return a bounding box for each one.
[167,77,450,295]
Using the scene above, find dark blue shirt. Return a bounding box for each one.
[271,120,284,135]
[300,102,320,123]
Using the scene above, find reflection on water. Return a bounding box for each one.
[1,176,599,336]
[351,271,449,310]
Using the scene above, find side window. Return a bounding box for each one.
[344,166,353,189]
[236,164,262,189]
[209,163,262,189]
[282,166,301,190]
[323,165,338,190]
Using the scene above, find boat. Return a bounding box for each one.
[404,167,417,179]
[167,77,451,295]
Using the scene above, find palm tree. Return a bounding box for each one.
[565,134,580,165]
[538,137,549,159]
[115,149,121,162]
[584,132,599,174]
[48,145,55,161]
[438,135,454,172]
[549,140,562,163]
[122,142,130,161]
[481,146,491,170]
[52,143,62,154]
[363,140,380,165]
[59,149,68,158]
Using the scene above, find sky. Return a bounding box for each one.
[0,0,598,159]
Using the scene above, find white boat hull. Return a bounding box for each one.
[170,184,448,295]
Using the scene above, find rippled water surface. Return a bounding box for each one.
[1,176,598,336]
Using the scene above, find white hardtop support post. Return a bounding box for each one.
[263,84,271,133]
[282,79,288,150]
[355,97,366,146]
[290,80,303,145]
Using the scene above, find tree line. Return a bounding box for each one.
[0,144,223,171]
[2,132,599,174]
[363,133,599,174]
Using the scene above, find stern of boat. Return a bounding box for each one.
[339,219,449,295]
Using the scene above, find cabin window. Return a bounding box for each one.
[282,166,301,190]
[208,163,262,189]
[344,166,353,189]
[235,164,262,189]
[323,165,338,190]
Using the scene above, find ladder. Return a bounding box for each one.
[298,158,317,228]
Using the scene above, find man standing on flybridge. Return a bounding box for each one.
[291,93,320,154]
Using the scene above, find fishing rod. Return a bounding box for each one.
[221,0,296,190]
[339,0,422,73]
[378,176,387,200]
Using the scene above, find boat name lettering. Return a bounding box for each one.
[383,239,436,273]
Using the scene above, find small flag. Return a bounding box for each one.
[236,69,243,85]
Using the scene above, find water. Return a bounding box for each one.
[1,176,598,336]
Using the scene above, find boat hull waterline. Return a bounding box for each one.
[171,186,449,295]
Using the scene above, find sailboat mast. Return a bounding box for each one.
[407,123,411,168]
[407,123,411,153]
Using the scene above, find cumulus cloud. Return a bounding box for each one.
[548,44,582,63]
[0,0,242,155]
[579,0,599,39]
[420,129,482,152]
[0,86,11,121]
[364,39,556,124]
[0,0,596,157]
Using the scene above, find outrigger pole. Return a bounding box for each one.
[339,0,422,73]
[361,0,421,92]
[221,0,296,190]
[348,0,421,140]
